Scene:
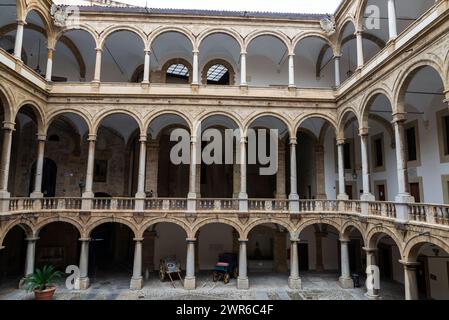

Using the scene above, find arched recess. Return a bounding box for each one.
[0,0,20,56]
[338,21,358,83]
[147,113,191,198]
[293,35,335,88]
[149,31,194,84]
[0,224,28,281]
[21,9,49,75]
[100,30,145,82]
[199,32,241,85]
[246,34,289,87]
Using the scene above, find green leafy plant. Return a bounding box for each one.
[23,265,63,292]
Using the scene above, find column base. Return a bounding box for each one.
[395,194,415,204]
[237,277,249,290]
[288,194,299,213]
[76,277,90,290]
[239,193,248,212]
[30,192,43,199]
[184,276,196,290]
[288,276,301,290]
[360,193,375,201]
[338,276,354,289]
[337,194,349,200]
[130,277,143,290]
[364,291,381,300]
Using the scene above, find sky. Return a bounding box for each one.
[67,0,342,14]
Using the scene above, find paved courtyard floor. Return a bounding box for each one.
[0,272,404,300]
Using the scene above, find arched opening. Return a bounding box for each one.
[89,222,135,284]
[246,35,289,87]
[148,114,190,198]
[0,0,19,57]
[294,36,334,88]
[341,226,365,279]
[150,32,193,84]
[0,225,27,287]
[203,61,233,85]
[339,22,358,83]
[94,113,140,197]
[29,158,57,197]
[101,30,144,82]
[53,30,96,82]
[21,10,48,76]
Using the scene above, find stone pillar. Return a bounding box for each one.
[360,131,375,201]
[276,140,286,199]
[142,50,151,84]
[337,139,349,200]
[364,248,381,299]
[135,135,147,211]
[45,48,54,82]
[356,31,364,69]
[387,0,398,41]
[334,55,341,87]
[30,134,46,198]
[338,239,354,288]
[289,137,299,212]
[288,238,301,289]
[82,134,96,210]
[401,261,420,300]
[187,136,198,212]
[315,231,325,272]
[14,20,25,59]
[130,238,143,290]
[0,122,14,210]
[145,139,159,197]
[78,238,90,290]
[315,145,326,199]
[192,51,199,85]
[240,52,247,86]
[288,54,295,88]
[184,239,196,290]
[274,231,288,272]
[93,48,102,83]
[239,137,248,211]
[24,237,38,276]
[237,239,249,289]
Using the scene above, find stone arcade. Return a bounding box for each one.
[0,0,448,300]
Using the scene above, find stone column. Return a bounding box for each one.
[276,140,286,199]
[240,52,247,86]
[288,54,295,88]
[192,51,199,85]
[387,0,398,41]
[0,122,14,210]
[364,248,380,299]
[145,139,159,197]
[135,135,147,210]
[274,231,288,272]
[288,238,301,289]
[78,238,90,290]
[356,31,364,69]
[338,239,354,288]
[315,145,326,199]
[337,139,349,200]
[14,20,25,59]
[360,130,375,201]
[142,50,151,84]
[93,48,102,83]
[184,238,196,290]
[45,48,54,82]
[82,134,96,210]
[30,134,46,198]
[24,237,38,276]
[289,137,299,212]
[237,239,249,289]
[401,261,420,300]
[239,137,248,211]
[334,55,341,87]
[130,238,143,290]
[187,136,198,212]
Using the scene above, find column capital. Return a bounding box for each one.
[359,127,369,136]
[25,237,39,242]
[95,47,103,53]
[16,19,26,26]
[362,246,378,253]
[355,30,364,36]
[288,53,295,57]
[186,238,197,242]
[240,51,247,56]
[133,237,144,242]
[399,260,420,268]
[36,134,46,141]
[289,137,297,145]
[139,134,147,142]
[336,138,345,145]
[190,135,198,144]
[240,136,247,144]
[290,238,300,242]
[87,134,97,141]
[79,237,91,242]
[2,121,15,131]
[192,50,199,54]
[333,54,342,60]
[392,113,407,123]
[238,238,248,242]
[144,49,151,54]
[339,238,351,244]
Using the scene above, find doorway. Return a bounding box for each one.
[409,182,421,203]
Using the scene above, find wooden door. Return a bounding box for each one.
[410,183,421,203]
[377,184,386,201]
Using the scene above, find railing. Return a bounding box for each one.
[3,197,449,228]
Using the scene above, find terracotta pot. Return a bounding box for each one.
[34,286,56,300]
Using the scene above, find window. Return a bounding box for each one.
[206,64,230,85]
[443,115,449,155]
[371,133,385,172]
[406,126,417,162]
[93,160,108,183]
[165,62,190,84]
[437,110,449,163]
[375,138,383,167]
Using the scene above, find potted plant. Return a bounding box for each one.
[23,265,63,300]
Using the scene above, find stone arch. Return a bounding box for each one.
[0,84,14,123]
[148,26,195,50]
[244,30,291,54]
[144,110,194,136]
[98,25,147,50]
[45,109,92,135]
[15,101,46,134]
[403,234,449,262]
[336,18,357,53]
[366,226,403,253]
[337,106,360,139]
[242,218,295,239]
[355,0,369,32]
[191,218,244,239]
[92,110,143,136]
[195,111,244,136]
[0,220,34,247]
[296,218,341,236]
[340,220,366,244]
[243,111,293,138]
[55,25,100,49]
[160,58,193,84]
[292,32,335,54]
[34,217,83,238]
[24,5,53,36]
[196,28,243,52]
[137,218,190,239]
[201,59,236,85]
[16,0,26,21]
[294,113,338,136]
[85,218,138,239]
[360,88,394,127]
